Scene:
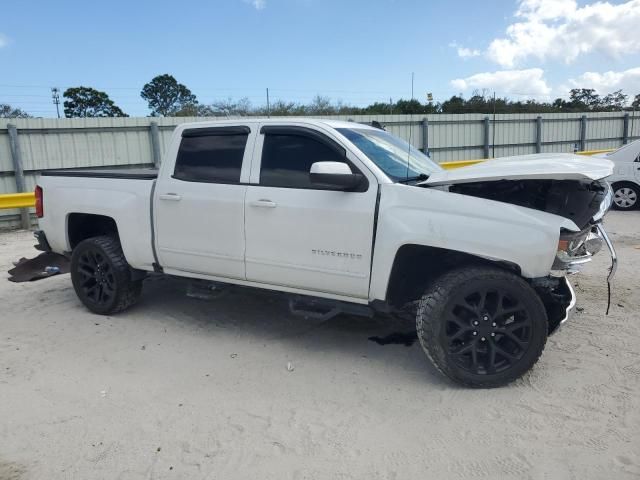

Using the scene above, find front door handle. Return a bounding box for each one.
[159,193,182,201]
[250,199,277,208]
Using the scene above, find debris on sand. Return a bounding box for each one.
[368,332,417,347]
[8,252,69,282]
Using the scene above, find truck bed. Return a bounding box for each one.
[41,168,158,180]
[37,172,157,271]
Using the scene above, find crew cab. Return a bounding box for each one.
[34,119,617,388]
[594,139,640,210]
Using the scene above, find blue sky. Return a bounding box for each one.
[2,0,639,117]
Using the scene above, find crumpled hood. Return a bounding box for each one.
[420,153,614,186]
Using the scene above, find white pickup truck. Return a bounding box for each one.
[34,119,617,388]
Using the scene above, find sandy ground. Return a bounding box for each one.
[0,211,639,480]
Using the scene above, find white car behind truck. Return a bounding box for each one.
[33,119,617,388]
[594,139,640,210]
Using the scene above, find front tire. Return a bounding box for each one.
[71,236,143,315]
[612,182,638,210]
[416,266,548,388]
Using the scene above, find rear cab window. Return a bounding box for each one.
[174,126,250,183]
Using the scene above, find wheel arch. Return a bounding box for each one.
[67,213,120,250]
[611,179,640,189]
[385,243,522,308]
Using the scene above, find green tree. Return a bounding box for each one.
[393,99,425,114]
[253,100,306,116]
[0,103,31,118]
[204,97,253,116]
[569,88,601,110]
[360,101,393,114]
[63,87,128,117]
[306,95,335,115]
[632,94,640,109]
[440,95,466,113]
[140,74,198,116]
[600,90,627,111]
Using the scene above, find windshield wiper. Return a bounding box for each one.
[397,173,429,184]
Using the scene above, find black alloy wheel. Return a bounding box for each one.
[416,266,548,388]
[71,236,143,315]
[446,287,532,375]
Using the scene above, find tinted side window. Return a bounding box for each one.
[174,133,248,183]
[260,134,346,188]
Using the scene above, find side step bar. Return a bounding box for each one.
[288,295,374,321]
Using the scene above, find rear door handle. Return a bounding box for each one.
[250,199,277,208]
[159,193,182,201]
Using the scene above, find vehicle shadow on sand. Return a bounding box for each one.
[129,274,451,387]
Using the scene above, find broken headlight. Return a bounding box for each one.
[592,183,613,222]
[551,226,604,276]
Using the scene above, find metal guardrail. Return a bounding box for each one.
[0,148,616,210]
[0,192,35,210]
[439,160,484,169]
[575,149,612,156]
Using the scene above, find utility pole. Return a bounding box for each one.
[266,87,270,118]
[389,97,393,115]
[492,91,496,158]
[51,87,61,118]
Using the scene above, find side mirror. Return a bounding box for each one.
[309,162,364,191]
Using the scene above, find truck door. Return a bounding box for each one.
[154,125,256,279]
[244,125,378,299]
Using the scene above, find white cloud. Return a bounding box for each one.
[451,68,552,97]
[567,67,640,95]
[246,0,266,10]
[449,42,481,59]
[0,34,9,48]
[486,0,640,67]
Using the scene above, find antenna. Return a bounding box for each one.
[51,87,61,118]
[406,72,415,182]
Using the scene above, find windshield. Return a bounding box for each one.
[337,127,442,182]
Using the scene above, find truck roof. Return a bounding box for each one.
[176,118,376,132]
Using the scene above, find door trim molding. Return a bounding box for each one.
[246,256,368,279]
[159,246,244,262]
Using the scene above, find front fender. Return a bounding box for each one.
[369,184,579,301]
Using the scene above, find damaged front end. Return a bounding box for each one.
[445,178,617,332]
[448,178,610,230]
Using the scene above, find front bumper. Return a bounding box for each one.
[557,278,576,330]
[596,223,617,284]
[544,277,576,335]
[550,224,617,334]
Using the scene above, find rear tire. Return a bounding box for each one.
[416,266,547,388]
[71,236,143,315]
[611,182,639,210]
